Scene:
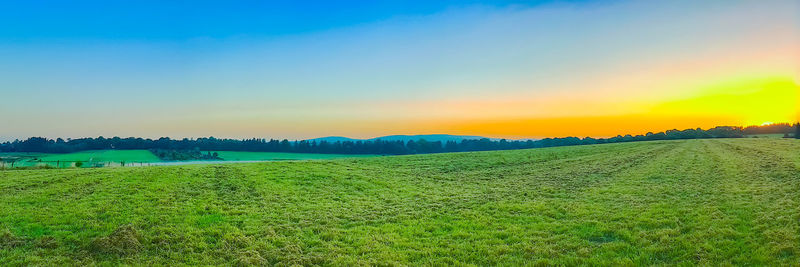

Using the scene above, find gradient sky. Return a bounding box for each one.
[1,0,798,140]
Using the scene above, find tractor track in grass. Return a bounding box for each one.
[703,139,800,264]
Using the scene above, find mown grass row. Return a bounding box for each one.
[0,139,798,265]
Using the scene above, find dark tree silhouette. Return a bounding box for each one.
[0,124,792,155]
[795,122,800,139]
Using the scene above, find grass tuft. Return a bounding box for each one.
[90,224,143,256]
[0,228,24,248]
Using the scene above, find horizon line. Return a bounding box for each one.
[2,122,797,143]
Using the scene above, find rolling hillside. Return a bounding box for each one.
[0,138,798,265]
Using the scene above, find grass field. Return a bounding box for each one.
[0,150,161,168]
[1,150,373,168]
[36,150,162,163]
[0,138,798,265]
[213,151,376,161]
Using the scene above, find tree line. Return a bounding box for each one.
[1,124,797,155]
[742,122,796,135]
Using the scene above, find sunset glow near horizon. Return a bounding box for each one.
[1,0,798,141]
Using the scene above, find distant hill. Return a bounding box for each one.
[305,136,358,143]
[368,134,490,142]
[305,134,492,143]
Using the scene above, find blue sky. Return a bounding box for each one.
[0,1,595,40]
[0,0,797,140]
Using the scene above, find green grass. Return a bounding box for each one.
[213,151,376,161]
[1,150,161,168]
[0,138,798,265]
[1,150,369,168]
[36,150,162,163]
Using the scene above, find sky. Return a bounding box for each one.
[0,0,798,140]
